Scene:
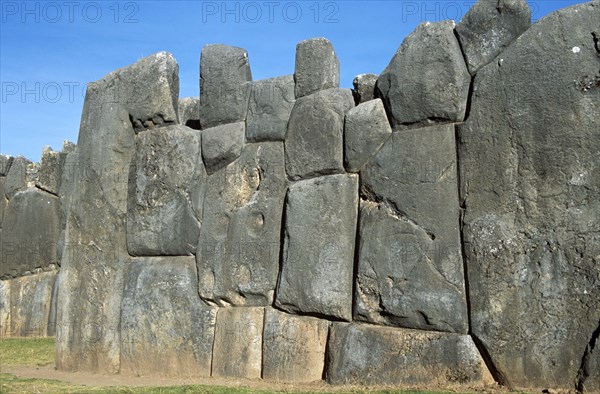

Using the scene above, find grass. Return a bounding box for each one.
[0,337,476,394]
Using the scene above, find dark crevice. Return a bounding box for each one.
[576,319,600,392]
[322,323,332,381]
[453,28,475,122]
[129,113,175,133]
[34,184,59,197]
[272,191,289,307]
[185,119,201,130]
[271,302,347,323]
[471,333,512,388]
[350,175,362,320]
[592,32,600,55]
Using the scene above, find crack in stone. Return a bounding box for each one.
[577,320,600,392]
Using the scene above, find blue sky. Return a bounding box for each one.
[0,0,584,161]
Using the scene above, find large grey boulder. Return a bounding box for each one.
[212,307,264,379]
[178,97,200,130]
[456,0,531,74]
[127,125,204,256]
[275,174,358,321]
[201,121,245,175]
[294,38,340,98]
[0,155,13,176]
[1,188,60,278]
[360,124,467,333]
[377,20,470,127]
[35,147,63,195]
[352,73,378,104]
[285,88,354,180]
[263,308,329,382]
[344,99,391,173]
[4,156,32,200]
[327,323,493,386]
[55,52,178,373]
[8,270,57,337]
[197,142,286,306]
[199,44,252,129]
[0,280,9,336]
[120,257,216,377]
[458,2,600,388]
[246,75,295,142]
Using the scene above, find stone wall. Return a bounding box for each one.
[0,0,598,391]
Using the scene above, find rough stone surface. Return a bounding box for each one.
[201,122,246,175]
[246,75,295,142]
[1,188,60,278]
[263,308,329,382]
[294,38,340,98]
[0,280,10,336]
[456,0,531,74]
[327,323,493,386]
[0,155,13,176]
[120,257,216,377]
[0,179,7,225]
[199,45,252,129]
[275,174,358,321]
[285,88,354,180]
[360,124,467,334]
[197,142,286,306]
[377,20,470,127]
[212,307,264,379]
[352,73,378,104]
[458,2,600,388]
[56,52,178,373]
[8,270,57,337]
[344,99,391,173]
[35,147,63,195]
[4,156,32,200]
[127,125,204,256]
[178,97,201,130]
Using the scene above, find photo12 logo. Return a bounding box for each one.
[1,2,139,24]
[200,1,339,23]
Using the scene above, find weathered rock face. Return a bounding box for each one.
[120,257,216,377]
[127,125,203,256]
[343,99,391,173]
[8,270,57,337]
[199,45,252,129]
[275,174,358,321]
[456,0,531,75]
[178,97,201,130]
[246,75,295,142]
[458,2,600,388]
[4,156,32,200]
[34,147,63,195]
[377,20,470,127]
[352,73,378,104]
[263,308,329,382]
[294,38,340,98]
[0,180,7,225]
[197,142,286,306]
[1,188,60,278]
[360,124,467,334]
[0,155,13,176]
[212,307,264,379]
[285,88,354,180]
[201,122,246,175]
[327,323,493,386]
[56,52,178,373]
[0,280,11,336]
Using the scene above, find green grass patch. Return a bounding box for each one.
[0,337,55,368]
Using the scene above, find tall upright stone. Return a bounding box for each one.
[275,174,358,321]
[458,2,600,388]
[55,52,179,373]
[456,0,531,74]
[199,45,252,129]
[197,142,286,306]
[377,21,470,127]
[359,124,468,333]
[294,38,340,98]
[127,125,204,256]
[4,156,32,200]
[120,257,216,377]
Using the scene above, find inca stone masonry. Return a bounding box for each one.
[1,0,599,391]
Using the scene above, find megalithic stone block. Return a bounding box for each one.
[275,174,358,321]
[294,38,340,98]
[199,44,252,129]
[285,88,354,180]
[246,75,295,142]
[120,257,216,377]
[127,125,204,256]
[456,0,531,74]
[178,97,201,130]
[4,156,32,200]
[0,155,13,176]
[377,20,470,127]
[34,147,63,196]
[0,279,9,336]
[201,122,246,175]
[352,73,378,104]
